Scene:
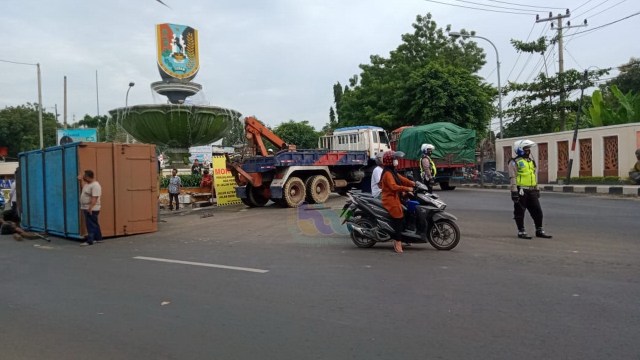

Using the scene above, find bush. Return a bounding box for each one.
[568,176,627,185]
[160,174,202,188]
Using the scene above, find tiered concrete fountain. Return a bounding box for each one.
[109,23,240,165]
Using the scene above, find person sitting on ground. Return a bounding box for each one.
[629,148,640,185]
[0,209,40,241]
[200,169,213,189]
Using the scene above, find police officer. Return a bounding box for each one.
[420,143,436,193]
[508,139,552,239]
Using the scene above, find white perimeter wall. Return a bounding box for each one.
[496,122,640,182]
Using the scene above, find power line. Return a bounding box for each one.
[582,0,627,20]
[423,0,534,15]
[564,46,584,70]
[565,11,640,36]
[572,0,611,20]
[0,59,38,66]
[486,0,566,10]
[573,0,596,12]
[506,22,537,80]
[449,0,538,12]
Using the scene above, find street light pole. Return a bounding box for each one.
[124,82,135,143]
[37,63,43,148]
[449,32,503,139]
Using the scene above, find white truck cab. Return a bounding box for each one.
[318,126,391,161]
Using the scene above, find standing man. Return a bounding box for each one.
[370,152,384,199]
[78,170,103,246]
[629,148,640,184]
[508,139,552,239]
[168,168,182,210]
[191,159,202,175]
[420,143,436,193]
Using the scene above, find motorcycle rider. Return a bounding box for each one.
[380,150,415,253]
[420,144,436,193]
[508,139,552,239]
[370,152,384,199]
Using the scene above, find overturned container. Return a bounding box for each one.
[18,142,159,239]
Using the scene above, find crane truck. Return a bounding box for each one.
[226,117,390,207]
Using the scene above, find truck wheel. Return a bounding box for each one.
[248,185,269,207]
[283,177,306,207]
[306,175,330,204]
[439,182,456,191]
[240,197,252,207]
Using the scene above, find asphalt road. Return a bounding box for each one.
[1,189,639,360]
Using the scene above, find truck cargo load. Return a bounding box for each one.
[391,122,476,190]
[396,122,476,163]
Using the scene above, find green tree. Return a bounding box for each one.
[273,120,320,149]
[0,103,60,158]
[73,114,109,141]
[331,13,493,134]
[503,37,609,137]
[586,85,640,126]
[606,57,640,94]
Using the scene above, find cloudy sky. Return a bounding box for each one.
[1,0,638,131]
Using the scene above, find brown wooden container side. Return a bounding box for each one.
[77,143,158,238]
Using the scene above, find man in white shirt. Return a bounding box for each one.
[78,169,103,246]
[370,153,384,198]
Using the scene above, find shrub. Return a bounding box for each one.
[160,174,202,188]
[568,176,626,185]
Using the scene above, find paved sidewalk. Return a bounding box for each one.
[461,183,640,196]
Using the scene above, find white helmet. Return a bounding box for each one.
[421,143,435,155]
[514,139,536,156]
[375,152,384,165]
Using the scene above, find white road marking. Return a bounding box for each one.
[133,256,269,273]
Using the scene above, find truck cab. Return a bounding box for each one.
[318,126,391,162]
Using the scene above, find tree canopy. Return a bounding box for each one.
[501,36,609,137]
[0,104,59,158]
[606,57,640,94]
[327,13,495,135]
[273,120,320,149]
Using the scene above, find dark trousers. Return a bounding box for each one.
[169,193,179,210]
[513,189,543,230]
[83,210,102,243]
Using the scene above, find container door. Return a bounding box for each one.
[113,144,158,235]
[43,147,66,236]
[63,145,82,238]
[20,151,46,232]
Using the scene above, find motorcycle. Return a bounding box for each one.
[340,181,460,250]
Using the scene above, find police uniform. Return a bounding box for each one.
[508,155,551,239]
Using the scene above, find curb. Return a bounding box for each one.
[460,183,640,197]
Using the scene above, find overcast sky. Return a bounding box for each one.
[1,0,638,131]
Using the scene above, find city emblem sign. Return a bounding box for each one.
[156,23,199,81]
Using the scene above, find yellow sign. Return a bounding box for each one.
[212,155,241,206]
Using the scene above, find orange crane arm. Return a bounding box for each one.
[244,116,294,156]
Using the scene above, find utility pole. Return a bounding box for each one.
[536,11,570,131]
[96,70,100,116]
[64,76,68,129]
[536,10,588,131]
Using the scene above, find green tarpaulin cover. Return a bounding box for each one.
[397,122,476,164]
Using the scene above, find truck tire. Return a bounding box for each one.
[248,185,269,207]
[305,175,330,204]
[439,181,456,191]
[283,177,306,208]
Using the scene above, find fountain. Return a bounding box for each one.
[109,23,241,165]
